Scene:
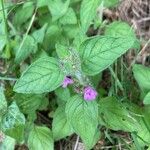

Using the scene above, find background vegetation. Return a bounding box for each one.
[0,0,150,149]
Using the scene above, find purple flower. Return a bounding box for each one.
[83,86,97,101]
[62,76,74,88]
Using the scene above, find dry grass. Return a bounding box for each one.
[119,0,150,40]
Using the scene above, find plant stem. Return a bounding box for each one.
[17,8,37,59]
[109,66,124,92]
[0,76,17,81]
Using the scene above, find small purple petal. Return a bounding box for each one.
[62,77,74,88]
[83,86,97,101]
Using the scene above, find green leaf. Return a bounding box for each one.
[1,102,25,141]
[14,94,45,114]
[37,0,49,8]
[44,24,62,50]
[48,0,70,21]
[0,2,6,52]
[39,97,49,111]
[105,21,140,50]
[0,135,16,150]
[133,64,150,92]
[14,57,65,94]
[98,97,140,132]
[52,105,73,140]
[71,0,81,3]
[144,92,150,105]
[80,0,100,33]
[14,2,34,26]
[73,32,87,49]
[135,107,150,146]
[79,36,136,75]
[32,24,48,44]
[28,126,54,150]
[100,0,119,8]
[0,22,6,52]
[63,24,79,39]
[15,35,37,64]
[55,87,70,104]
[105,21,136,38]
[65,95,98,149]
[55,43,70,59]
[59,8,77,25]
[0,87,7,117]
[92,129,101,148]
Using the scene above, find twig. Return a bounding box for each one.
[100,141,132,149]
[37,112,51,124]
[74,136,79,150]
[0,76,17,81]
[128,38,150,70]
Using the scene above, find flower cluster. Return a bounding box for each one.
[83,86,97,101]
[62,76,74,88]
[62,76,97,101]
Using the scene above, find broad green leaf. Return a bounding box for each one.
[133,64,150,92]
[55,43,70,59]
[73,32,87,49]
[65,95,98,149]
[37,0,49,8]
[44,25,62,50]
[79,36,136,75]
[55,87,70,104]
[135,107,150,146]
[28,126,54,150]
[80,0,100,33]
[105,21,136,38]
[15,35,37,64]
[32,24,48,43]
[71,0,81,3]
[52,105,73,140]
[39,97,49,111]
[144,92,150,105]
[14,57,65,93]
[92,129,101,148]
[38,11,52,26]
[59,8,77,25]
[0,135,16,150]
[14,2,34,26]
[48,0,70,21]
[0,87,7,117]
[105,21,140,50]
[100,0,119,8]
[1,102,25,141]
[14,94,45,114]
[98,97,140,132]
[116,102,150,146]
[63,24,79,39]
